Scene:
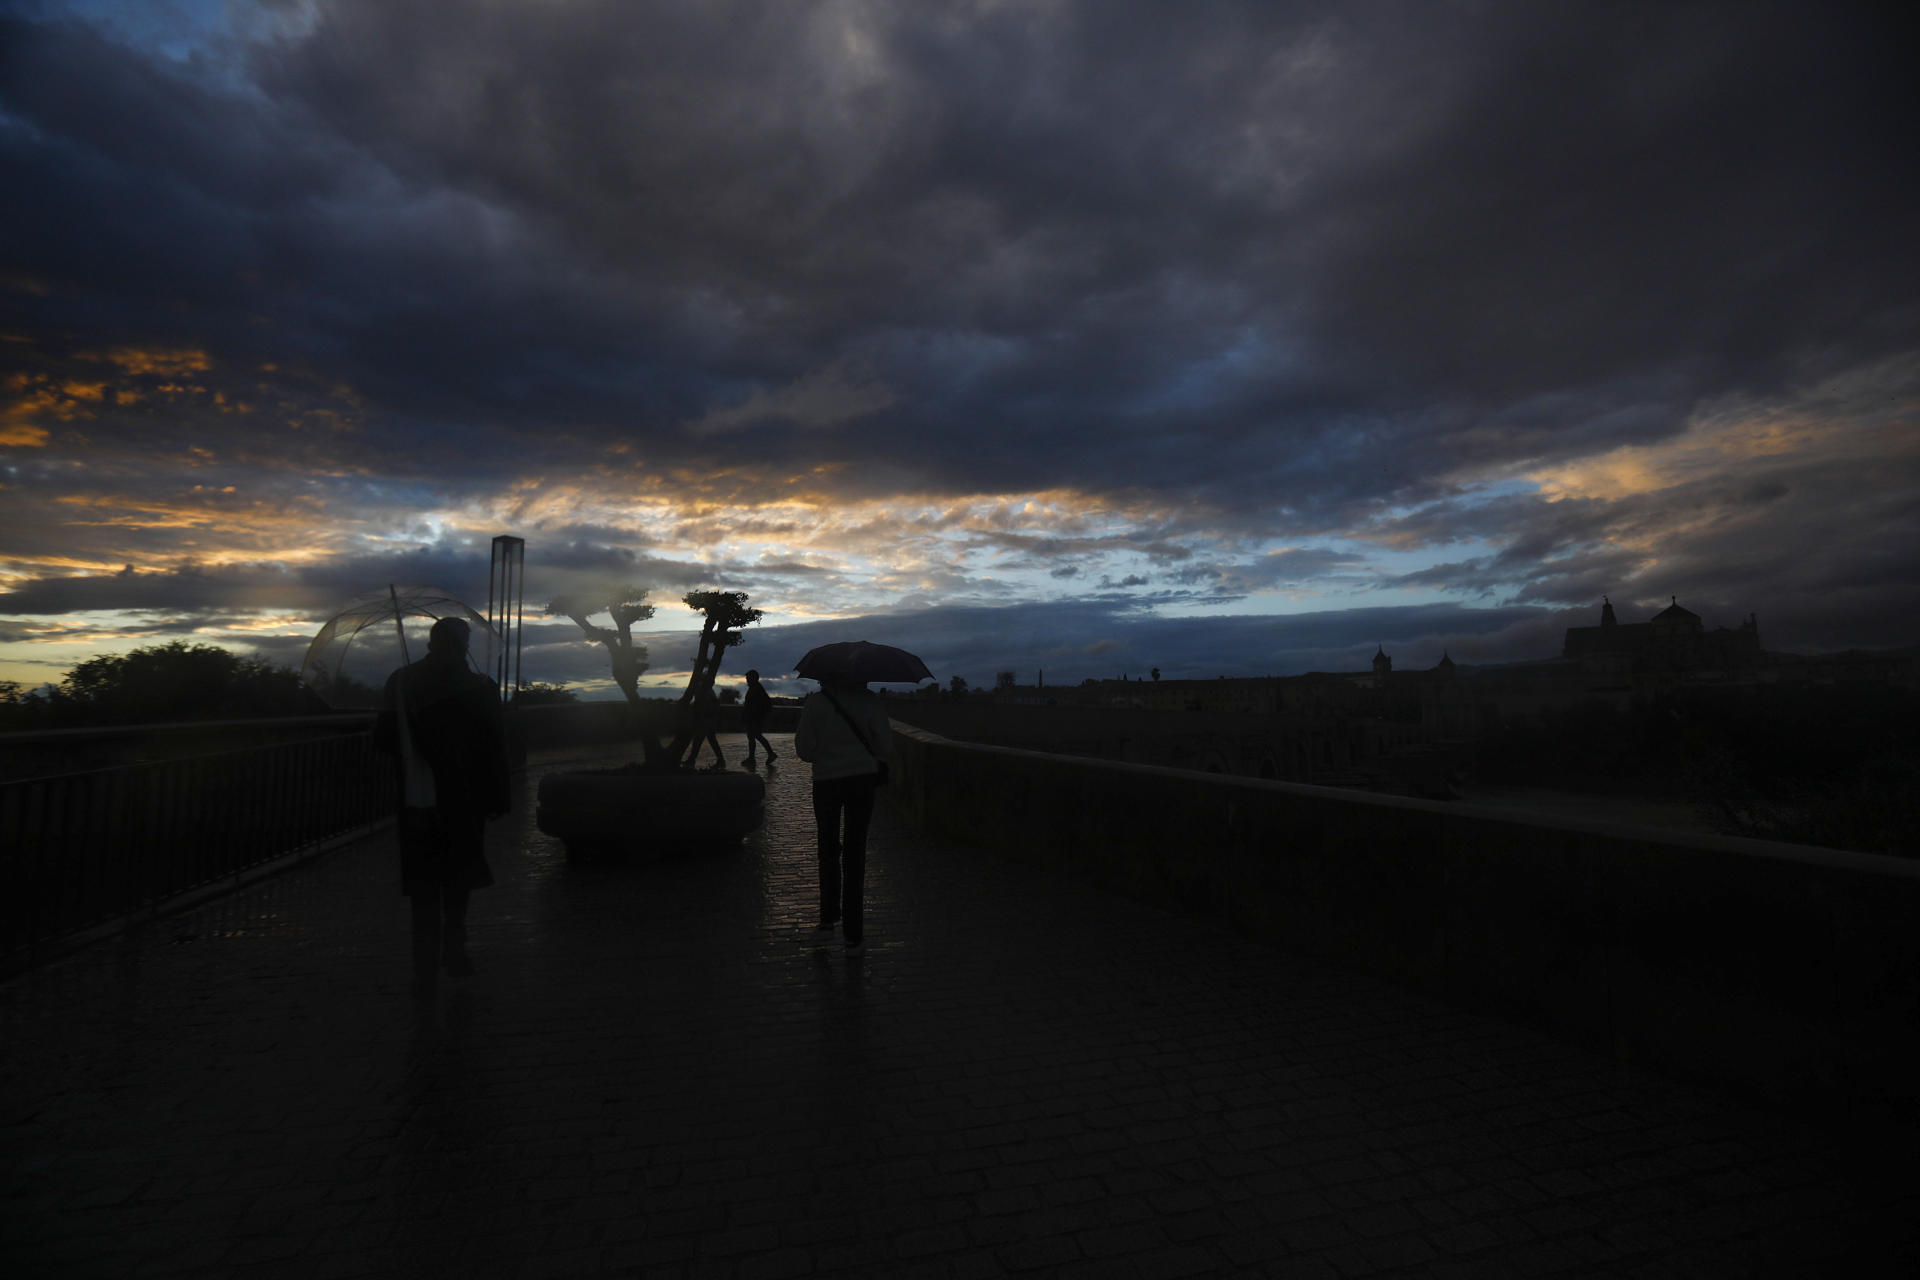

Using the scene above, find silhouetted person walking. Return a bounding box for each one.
[795,677,890,953]
[742,669,776,767]
[689,680,726,771]
[375,617,509,997]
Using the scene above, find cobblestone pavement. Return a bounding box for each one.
[5,738,1918,1278]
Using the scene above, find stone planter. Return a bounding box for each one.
[536,767,767,860]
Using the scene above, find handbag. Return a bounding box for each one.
[821,690,890,785]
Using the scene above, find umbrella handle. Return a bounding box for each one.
[390,584,414,666]
[388,584,436,807]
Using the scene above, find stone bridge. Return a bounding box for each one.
[3,729,1916,1276]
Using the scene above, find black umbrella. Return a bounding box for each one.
[793,640,934,684]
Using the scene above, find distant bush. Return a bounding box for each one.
[0,641,323,730]
[513,681,581,706]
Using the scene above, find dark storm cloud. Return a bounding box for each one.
[728,599,1555,694]
[7,1,1911,511]
[1375,415,1920,615]
[0,563,310,616]
[959,528,1196,567]
[1,17,709,468]
[3,0,1917,676]
[1328,9,1917,397]
[0,545,522,621]
[0,540,812,638]
[537,523,659,551]
[1168,547,1368,596]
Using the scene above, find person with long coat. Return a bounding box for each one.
[794,678,890,953]
[374,617,510,995]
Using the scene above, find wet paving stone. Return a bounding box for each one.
[3,735,1917,1277]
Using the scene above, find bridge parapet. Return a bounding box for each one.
[887,721,1920,1120]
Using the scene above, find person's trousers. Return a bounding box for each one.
[812,773,878,943]
[409,884,471,978]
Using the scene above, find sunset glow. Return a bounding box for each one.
[3,2,1915,694]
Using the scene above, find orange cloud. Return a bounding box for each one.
[0,422,50,447]
[0,555,134,573]
[104,347,211,379]
[1,378,74,443]
[1529,367,1919,504]
[47,490,335,558]
[1,346,230,446]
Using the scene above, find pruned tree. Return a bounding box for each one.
[543,584,764,772]
[683,590,762,693]
[545,584,665,763]
[663,589,763,767]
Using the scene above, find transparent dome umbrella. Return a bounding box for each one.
[300,585,499,711]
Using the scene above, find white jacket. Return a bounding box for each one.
[795,686,893,781]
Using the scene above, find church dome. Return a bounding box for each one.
[1651,596,1699,623]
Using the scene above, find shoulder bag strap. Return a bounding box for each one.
[820,689,881,764]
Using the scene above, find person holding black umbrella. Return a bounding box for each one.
[792,641,931,953]
[795,674,893,953]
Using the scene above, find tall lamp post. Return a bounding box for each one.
[487,535,526,705]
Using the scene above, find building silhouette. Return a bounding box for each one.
[896,592,1914,799]
[1562,595,1762,688]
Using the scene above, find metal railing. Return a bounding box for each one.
[1,730,394,959]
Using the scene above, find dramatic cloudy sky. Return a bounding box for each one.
[2,0,1915,699]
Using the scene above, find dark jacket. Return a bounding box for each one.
[743,683,773,723]
[375,653,510,821]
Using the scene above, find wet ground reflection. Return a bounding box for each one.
[8,731,1914,1275]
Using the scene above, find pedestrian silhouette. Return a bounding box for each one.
[742,669,777,768]
[374,616,509,998]
[688,679,726,771]
[795,677,891,953]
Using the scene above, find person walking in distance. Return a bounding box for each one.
[794,676,891,953]
[375,617,510,997]
[741,669,777,768]
[688,679,727,771]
